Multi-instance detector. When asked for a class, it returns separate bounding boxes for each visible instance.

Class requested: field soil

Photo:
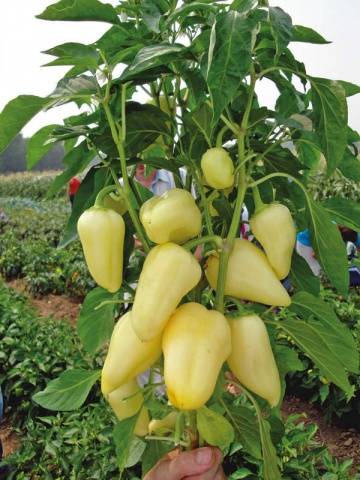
[2,281,360,472]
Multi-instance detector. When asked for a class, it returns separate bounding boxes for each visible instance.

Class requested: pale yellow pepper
[101,311,162,395]
[206,239,291,306]
[140,188,202,244]
[227,314,281,407]
[107,379,149,436]
[132,243,202,341]
[162,302,231,410]
[250,203,296,279]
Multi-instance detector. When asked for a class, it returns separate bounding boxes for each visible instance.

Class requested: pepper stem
[252,185,266,213]
[94,185,119,208]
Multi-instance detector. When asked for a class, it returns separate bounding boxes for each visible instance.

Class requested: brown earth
[282,396,360,471]
[7,278,82,326]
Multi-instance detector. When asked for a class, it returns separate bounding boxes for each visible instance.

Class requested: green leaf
[230,0,257,14]
[225,404,262,459]
[290,252,320,296]
[275,345,304,380]
[32,369,100,411]
[278,317,353,396]
[322,197,360,232]
[49,75,97,107]
[0,95,49,154]
[47,141,95,197]
[337,80,360,98]
[184,102,213,148]
[269,7,293,60]
[37,0,120,24]
[121,44,185,81]
[113,416,139,472]
[207,12,255,125]
[77,287,116,355]
[43,42,99,69]
[260,418,281,480]
[295,133,321,170]
[142,441,173,475]
[125,437,147,468]
[141,0,162,33]
[307,198,349,295]
[167,2,217,25]
[197,405,234,449]
[59,167,108,247]
[292,25,330,44]
[338,149,360,181]
[26,124,58,170]
[310,78,348,175]
[290,291,359,373]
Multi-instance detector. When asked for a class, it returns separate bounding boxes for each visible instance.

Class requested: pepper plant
[0,0,359,478]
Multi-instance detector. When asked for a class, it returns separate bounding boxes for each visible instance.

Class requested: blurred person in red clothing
[68,177,81,206]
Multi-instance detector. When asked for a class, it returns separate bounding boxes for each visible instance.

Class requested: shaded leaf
[289,252,320,296]
[43,42,99,69]
[278,317,353,396]
[142,441,172,475]
[322,197,360,232]
[337,80,360,98]
[197,406,234,449]
[310,77,348,175]
[0,95,49,154]
[269,7,293,60]
[47,141,95,197]
[26,124,58,169]
[141,0,162,33]
[113,416,138,472]
[77,287,117,354]
[226,403,262,459]
[207,12,255,125]
[338,149,360,181]
[290,291,359,373]
[231,0,257,14]
[33,369,100,411]
[307,198,349,295]
[37,0,120,24]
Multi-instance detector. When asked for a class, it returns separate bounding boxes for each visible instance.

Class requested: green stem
[184,235,223,252]
[216,125,229,148]
[94,185,119,207]
[102,101,150,252]
[252,185,265,213]
[215,69,256,312]
[191,163,214,236]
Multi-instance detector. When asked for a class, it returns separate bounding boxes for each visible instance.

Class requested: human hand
[143,446,226,480]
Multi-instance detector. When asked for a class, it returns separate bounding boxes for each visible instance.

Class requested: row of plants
[0,197,94,297]
[0,283,357,479]
[0,172,66,200]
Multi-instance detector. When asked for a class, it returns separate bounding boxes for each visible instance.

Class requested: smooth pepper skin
[131,243,202,341]
[101,312,162,395]
[107,379,149,437]
[206,239,291,307]
[162,302,231,410]
[140,188,202,244]
[250,203,296,279]
[227,314,281,407]
[77,207,125,293]
[201,147,234,189]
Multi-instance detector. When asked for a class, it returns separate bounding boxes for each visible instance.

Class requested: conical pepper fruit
[227,314,281,407]
[101,311,162,395]
[250,203,296,279]
[205,239,291,306]
[162,302,231,410]
[140,188,202,244]
[201,147,234,189]
[148,411,178,435]
[107,379,149,437]
[131,243,202,341]
[77,207,125,293]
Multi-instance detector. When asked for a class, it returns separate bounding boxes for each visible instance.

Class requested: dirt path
[7,278,82,326]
